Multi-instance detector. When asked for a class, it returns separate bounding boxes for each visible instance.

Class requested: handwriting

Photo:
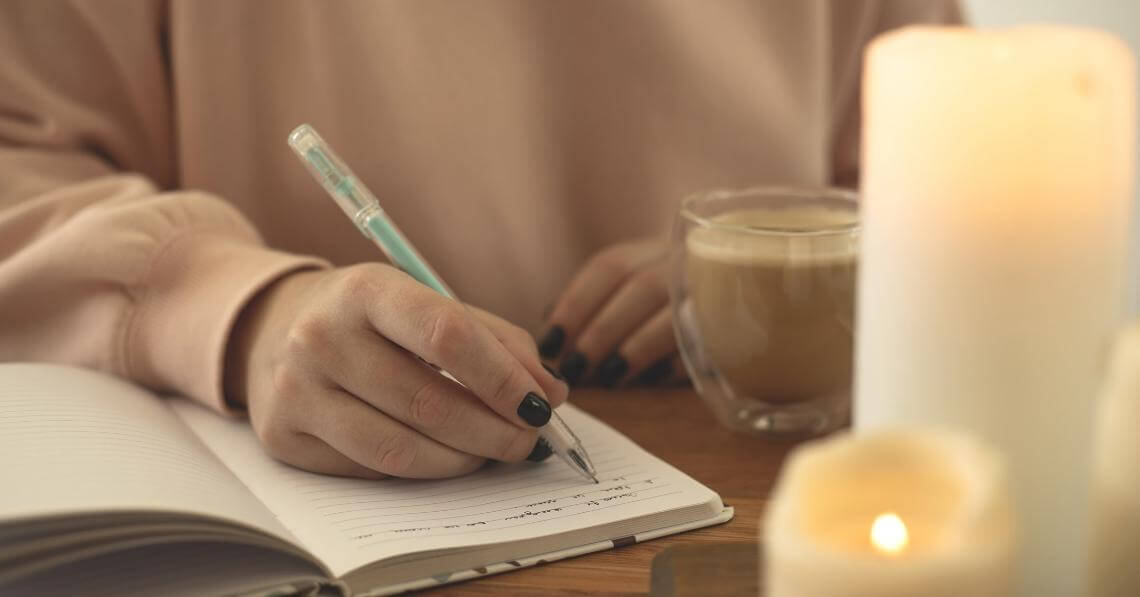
[393,527,432,533]
[504,507,563,521]
[376,489,648,536]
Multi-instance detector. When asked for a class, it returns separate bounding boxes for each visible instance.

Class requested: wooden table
[437,387,801,596]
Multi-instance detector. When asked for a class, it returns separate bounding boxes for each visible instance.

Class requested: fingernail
[517,392,552,427]
[634,358,673,386]
[538,326,566,359]
[527,437,554,462]
[541,362,566,382]
[559,352,589,387]
[596,353,629,388]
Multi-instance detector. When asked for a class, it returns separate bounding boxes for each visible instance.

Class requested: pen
[287,123,598,484]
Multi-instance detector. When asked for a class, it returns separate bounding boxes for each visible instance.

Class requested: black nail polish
[517,392,552,427]
[541,362,566,382]
[634,358,673,386]
[559,352,589,386]
[527,437,554,462]
[596,354,629,388]
[538,326,566,359]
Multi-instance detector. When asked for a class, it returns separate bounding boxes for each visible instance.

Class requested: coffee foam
[686,206,858,265]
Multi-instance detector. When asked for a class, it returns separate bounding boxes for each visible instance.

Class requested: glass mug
[669,186,858,436]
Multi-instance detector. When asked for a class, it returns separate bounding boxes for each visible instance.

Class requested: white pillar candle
[763,429,1014,597]
[856,26,1135,597]
[1091,324,1140,597]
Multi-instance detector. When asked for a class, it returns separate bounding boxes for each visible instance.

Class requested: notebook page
[0,364,292,545]
[172,399,720,578]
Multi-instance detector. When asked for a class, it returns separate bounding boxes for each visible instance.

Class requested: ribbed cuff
[125,232,329,413]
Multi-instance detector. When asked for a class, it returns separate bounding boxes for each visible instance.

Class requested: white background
[964,0,1140,314]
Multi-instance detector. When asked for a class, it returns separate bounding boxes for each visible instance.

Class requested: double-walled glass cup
[669,187,858,436]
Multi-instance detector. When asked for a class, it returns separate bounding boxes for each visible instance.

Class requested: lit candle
[764,430,1014,597]
[1091,324,1140,597]
[870,512,908,556]
[856,26,1135,597]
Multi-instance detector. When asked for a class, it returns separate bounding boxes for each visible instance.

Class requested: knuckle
[498,429,539,462]
[424,306,475,362]
[335,264,383,299]
[269,364,306,402]
[372,432,418,476]
[407,382,457,429]
[284,316,330,356]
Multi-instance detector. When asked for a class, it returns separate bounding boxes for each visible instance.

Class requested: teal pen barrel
[363,215,455,299]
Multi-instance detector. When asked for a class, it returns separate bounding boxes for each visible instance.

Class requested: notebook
[0,363,732,596]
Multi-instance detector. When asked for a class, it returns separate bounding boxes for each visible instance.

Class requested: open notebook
[0,364,731,596]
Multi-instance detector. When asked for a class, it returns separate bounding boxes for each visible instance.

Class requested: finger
[609,307,678,385]
[641,355,690,386]
[572,269,668,387]
[538,244,663,360]
[306,386,486,479]
[468,306,569,408]
[661,354,691,386]
[271,432,391,480]
[329,331,543,462]
[629,355,677,387]
[248,367,390,478]
[353,266,555,429]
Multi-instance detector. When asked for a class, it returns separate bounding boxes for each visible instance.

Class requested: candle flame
[870,512,908,556]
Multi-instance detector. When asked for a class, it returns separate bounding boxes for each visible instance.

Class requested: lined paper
[0,364,290,544]
[172,400,718,578]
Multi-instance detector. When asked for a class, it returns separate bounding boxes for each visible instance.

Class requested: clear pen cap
[287,124,381,227]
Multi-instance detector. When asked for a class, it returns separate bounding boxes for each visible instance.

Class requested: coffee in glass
[670,187,858,435]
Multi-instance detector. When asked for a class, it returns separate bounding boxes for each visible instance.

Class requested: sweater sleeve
[828,0,964,188]
[0,2,328,411]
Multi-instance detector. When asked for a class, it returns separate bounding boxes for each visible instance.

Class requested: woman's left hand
[536,240,680,388]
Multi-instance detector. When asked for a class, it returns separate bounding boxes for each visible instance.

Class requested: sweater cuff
[126,232,329,413]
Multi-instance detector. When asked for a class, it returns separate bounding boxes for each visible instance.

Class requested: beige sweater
[0,0,960,411]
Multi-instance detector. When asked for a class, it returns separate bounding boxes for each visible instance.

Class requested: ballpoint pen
[287,123,598,484]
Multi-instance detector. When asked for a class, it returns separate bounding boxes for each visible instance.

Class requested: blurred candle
[1091,324,1140,597]
[856,26,1135,597]
[763,429,1013,597]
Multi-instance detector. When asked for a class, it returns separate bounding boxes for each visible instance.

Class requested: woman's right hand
[224,263,568,479]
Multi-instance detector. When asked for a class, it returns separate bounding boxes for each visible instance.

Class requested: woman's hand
[224,263,568,479]
[537,240,680,387]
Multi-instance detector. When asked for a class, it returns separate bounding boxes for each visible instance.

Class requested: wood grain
[649,543,763,597]
[433,387,802,596]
